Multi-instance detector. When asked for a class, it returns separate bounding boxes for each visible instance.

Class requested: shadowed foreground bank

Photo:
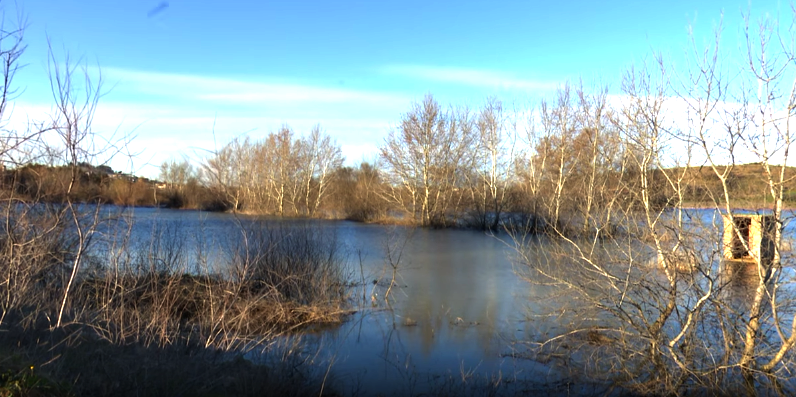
[0,317,328,397]
[0,206,355,396]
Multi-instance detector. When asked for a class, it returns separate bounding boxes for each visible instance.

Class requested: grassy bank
[0,204,352,396]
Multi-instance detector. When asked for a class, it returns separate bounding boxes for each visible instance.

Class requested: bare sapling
[381,226,414,303]
[511,10,796,395]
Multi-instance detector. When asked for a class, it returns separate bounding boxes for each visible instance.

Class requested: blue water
[95,207,547,394]
[89,206,796,394]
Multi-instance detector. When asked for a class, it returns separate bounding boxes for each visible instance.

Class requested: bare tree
[514,102,548,231]
[336,161,389,222]
[512,11,796,395]
[201,124,344,217]
[519,83,621,235]
[380,95,475,227]
[159,158,193,191]
[202,136,250,211]
[0,8,35,168]
[45,42,110,328]
[534,85,579,231]
[467,96,518,230]
[298,124,344,217]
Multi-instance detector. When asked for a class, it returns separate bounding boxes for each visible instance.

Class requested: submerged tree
[466,96,518,230]
[515,83,622,235]
[202,124,343,216]
[513,11,796,395]
[334,161,389,222]
[380,94,475,227]
[297,124,344,217]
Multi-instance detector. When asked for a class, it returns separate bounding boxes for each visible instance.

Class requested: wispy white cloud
[102,67,408,106]
[8,67,410,177]
[607,93,796,167]
[7,98,393,178]
[383,65,558,91]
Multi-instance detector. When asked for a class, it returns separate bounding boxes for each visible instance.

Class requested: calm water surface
[111,207,551,393]
[106,206,794,394]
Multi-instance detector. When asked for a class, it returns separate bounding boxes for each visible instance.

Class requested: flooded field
[103,207,558,393]
[92,206,796,395]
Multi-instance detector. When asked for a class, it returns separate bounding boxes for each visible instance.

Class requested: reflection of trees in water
[394,229,520,358]
[514,203,796,394]
[307,224,533,393]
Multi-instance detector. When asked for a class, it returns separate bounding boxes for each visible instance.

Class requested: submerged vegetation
[2,0,796,395]
[0,202,352,394]
[507,12,796,397]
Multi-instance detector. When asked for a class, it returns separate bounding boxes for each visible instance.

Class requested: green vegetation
[0,362,71,397]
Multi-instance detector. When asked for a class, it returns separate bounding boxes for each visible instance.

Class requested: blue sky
[10,0,787,177]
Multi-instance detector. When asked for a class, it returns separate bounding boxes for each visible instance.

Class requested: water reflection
[321,226,534,393]
[96,206,796,393]
[100,208,540,394]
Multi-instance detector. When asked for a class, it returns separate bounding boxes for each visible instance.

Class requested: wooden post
[722,213,775,270]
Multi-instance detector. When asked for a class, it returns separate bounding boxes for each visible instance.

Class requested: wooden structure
[722,214,776,266]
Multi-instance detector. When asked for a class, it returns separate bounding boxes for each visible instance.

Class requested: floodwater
[94,206,796,395]
[103,207,550,394]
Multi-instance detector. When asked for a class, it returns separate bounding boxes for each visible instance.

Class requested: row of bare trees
[378,91,636,230]
[200,125,343,216]
[195,85,758,231]
[197,94,529,227]
[379,95,522,228]
[3,0,796,393]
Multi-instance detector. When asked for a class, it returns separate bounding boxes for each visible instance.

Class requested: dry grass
[0,204,353,395]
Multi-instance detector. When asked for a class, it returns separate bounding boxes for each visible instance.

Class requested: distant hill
[660,163,796,208]
[1,163,159,206]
